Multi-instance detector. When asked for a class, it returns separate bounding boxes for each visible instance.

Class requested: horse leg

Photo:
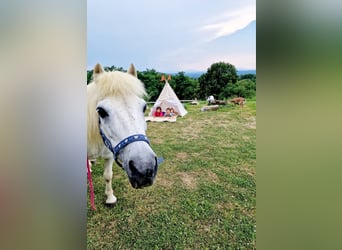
[103,158,117,205]
[88,159,92,172]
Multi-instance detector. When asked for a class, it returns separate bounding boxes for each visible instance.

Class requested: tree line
[87,62,256,101]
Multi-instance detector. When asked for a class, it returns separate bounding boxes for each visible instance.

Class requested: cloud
[200,5,256,41]
[87,0,256,71]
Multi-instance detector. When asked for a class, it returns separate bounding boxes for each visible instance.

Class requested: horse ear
[127,63,137,78]
[93,63,104,81]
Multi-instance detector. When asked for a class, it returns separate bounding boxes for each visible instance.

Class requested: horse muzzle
[126,156,158,189]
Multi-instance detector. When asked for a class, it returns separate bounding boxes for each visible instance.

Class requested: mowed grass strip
[87,100,256,249]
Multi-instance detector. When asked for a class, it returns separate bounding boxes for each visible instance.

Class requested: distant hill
[184,72,204,79]
[237,70,256,75]
[182,69,256,79]
[164,71,204,79]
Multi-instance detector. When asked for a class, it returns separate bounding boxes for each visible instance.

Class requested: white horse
[87,63,158,205]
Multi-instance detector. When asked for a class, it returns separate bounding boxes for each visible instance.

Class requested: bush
[222,79,256,99]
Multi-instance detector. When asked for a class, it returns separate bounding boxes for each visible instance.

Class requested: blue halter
[98,121,150,168]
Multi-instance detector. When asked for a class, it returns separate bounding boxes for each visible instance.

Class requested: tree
[104,65,124,72]
[198,62,238,99]
[87,70,93,84]
[86,65,206,100]
[239,73,256,82]
[137,69,164,101]
[222,79,256,98]
[170,72,199,100]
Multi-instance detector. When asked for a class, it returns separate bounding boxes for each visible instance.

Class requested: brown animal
[230,97,246,107]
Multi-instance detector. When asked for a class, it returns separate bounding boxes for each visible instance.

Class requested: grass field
[87,100,256,249]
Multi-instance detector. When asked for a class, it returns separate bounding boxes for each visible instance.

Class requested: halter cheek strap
[98,120,150,168]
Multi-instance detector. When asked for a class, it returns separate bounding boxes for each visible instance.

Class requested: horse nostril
[146,169,153,178]
[129,160,137,173]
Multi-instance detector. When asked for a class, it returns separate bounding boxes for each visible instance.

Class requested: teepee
[149,80,188,117]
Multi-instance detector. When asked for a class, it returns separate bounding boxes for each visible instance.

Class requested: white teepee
[149,81,187,117]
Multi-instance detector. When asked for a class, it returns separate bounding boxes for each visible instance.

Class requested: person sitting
[170,107,178,117]
[164,108,172,117]
[153,106,164,117]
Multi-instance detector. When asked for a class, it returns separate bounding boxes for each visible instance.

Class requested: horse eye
[143,104,147,113]
[96,107,109,118]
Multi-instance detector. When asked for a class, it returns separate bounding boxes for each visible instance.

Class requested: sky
[87,0,255,72]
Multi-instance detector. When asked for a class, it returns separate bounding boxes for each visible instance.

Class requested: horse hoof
[105,202,116,208]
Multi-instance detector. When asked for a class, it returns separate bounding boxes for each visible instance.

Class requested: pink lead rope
[87,158,96,210]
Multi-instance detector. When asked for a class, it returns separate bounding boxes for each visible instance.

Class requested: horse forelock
[96,71,146,99]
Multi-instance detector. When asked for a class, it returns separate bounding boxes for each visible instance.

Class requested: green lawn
[87,100,256,249]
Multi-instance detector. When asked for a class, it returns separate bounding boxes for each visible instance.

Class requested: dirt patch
[216,202,235,210]
[245,117,256,129]
[176,172,197,189]
[197,224,211,234]
[201,170,219,184]
[206,170,220,183]
[157,175,174,189]
[176,152,189,160]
